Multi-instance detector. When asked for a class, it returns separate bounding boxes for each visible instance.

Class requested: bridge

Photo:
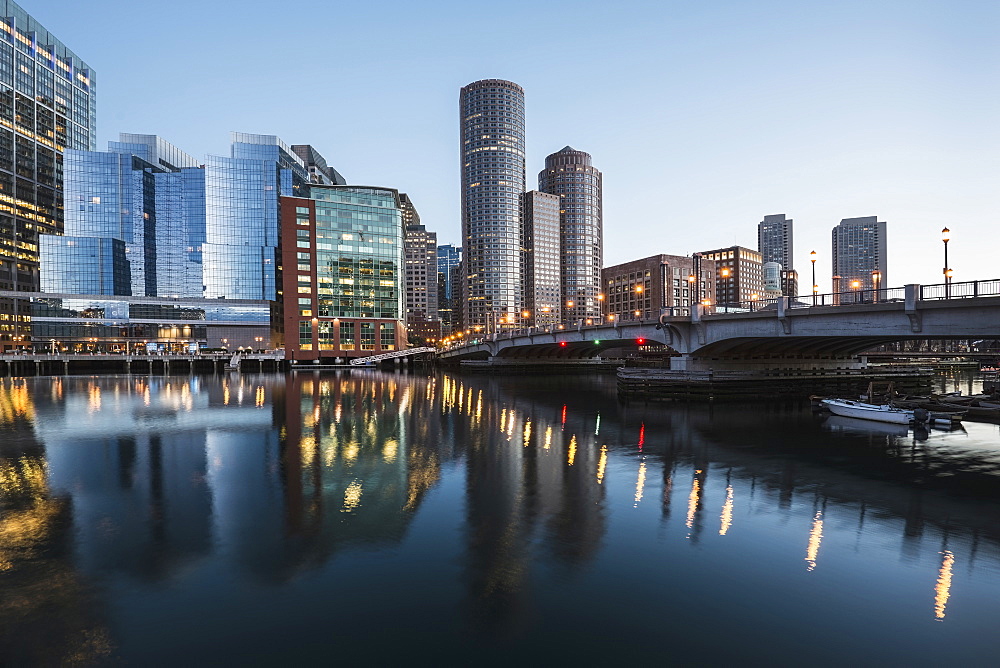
[437,280,1000,371]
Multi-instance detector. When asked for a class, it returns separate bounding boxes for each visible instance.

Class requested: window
[318,321,334,350]
[380,323,395,351]
[360,323,375,350]
[298,321,312,351]
[340,321,355,350]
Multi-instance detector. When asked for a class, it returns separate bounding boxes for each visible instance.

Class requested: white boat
[820,398,915,424]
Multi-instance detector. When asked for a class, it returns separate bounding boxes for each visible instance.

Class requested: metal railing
[349,346,436,365]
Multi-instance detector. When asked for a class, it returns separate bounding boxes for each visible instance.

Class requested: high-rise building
[0,2,96,349]
[459,79,526,332]
[203,133,319,301]
[700,246,764,307]
[603,254,716,321]
[538,146,603,323]
[522,190,561,329]
[436,244,461,335]
[291,144,346,185]
[42,134,203,297]
[758,214,793,271]
[401,193,439,339]
[280,185,405,362]
[832,216,887,291]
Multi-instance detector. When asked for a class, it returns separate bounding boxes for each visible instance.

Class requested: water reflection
[0,371,997,662]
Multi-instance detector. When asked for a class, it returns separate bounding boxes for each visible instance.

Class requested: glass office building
[203,133,324,301]
[459,79,526,332]
[538,146,603,324]
[41,135,203,298]
[280,185,404,362]
[832,216,887,291]
[0,1,95,349]
[436,244,461,335]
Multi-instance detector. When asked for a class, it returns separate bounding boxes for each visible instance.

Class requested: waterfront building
[42,134,203,298]
[700,246,764,308]
[401,193,439,340]
[280,185,405,362]
[781,268,799,299]
[522,191,561,329]
[0,290,271,352]
[832,216,887,291]
[203,133,319,301]
[758,214,793,271]
[538,146,603,324]
[459,79,526,332]
[602,254,715,321]
[0,1,95,350]
[436,244,461,335]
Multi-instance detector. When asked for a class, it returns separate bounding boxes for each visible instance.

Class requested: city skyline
[37,0,1000,293]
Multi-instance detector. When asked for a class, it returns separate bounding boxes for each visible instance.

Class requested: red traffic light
[559,341,567,347]
[636,338,645,345]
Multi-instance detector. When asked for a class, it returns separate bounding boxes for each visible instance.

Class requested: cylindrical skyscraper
[539,146,603,324]
[459,79,526,332]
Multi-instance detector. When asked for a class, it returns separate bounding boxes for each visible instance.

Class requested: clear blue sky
[40,0,999,291]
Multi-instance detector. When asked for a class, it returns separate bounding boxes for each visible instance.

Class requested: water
[1,371,999,665]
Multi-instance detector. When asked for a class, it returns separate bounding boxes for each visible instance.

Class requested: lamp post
[871,270,882,303]
[851,280,861,304]
[810,250,817,305]
[720,267,731,312]
[941,227,951,298]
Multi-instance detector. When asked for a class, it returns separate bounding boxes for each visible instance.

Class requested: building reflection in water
[0,371,997,661]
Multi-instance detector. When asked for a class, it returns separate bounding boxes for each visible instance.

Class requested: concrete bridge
[437,280,1000,371]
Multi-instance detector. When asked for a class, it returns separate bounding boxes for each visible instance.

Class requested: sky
[40,0,999,292]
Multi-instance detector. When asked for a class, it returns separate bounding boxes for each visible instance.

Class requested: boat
[820,399,916,424]
[823,415,909,436]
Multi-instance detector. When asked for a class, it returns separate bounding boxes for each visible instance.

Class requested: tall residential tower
[459,79,526,332]
[832,216,887,291]
[538,146,603,323]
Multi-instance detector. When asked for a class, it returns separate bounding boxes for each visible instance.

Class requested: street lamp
[941,227,951,298]
[810,250,817,305]
[871,270,882,302]
[851,280,861,304]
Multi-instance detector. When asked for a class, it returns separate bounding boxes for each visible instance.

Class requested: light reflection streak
[685,471,702,529]
[523,420,532,447]
[633,460,647,507]
[934,550,955,620]
[596,445,608,484]
[719,485,734,535]
[805,511,824,571]
[342,480,363,512]
[544,426,552,450]
[506,410,516,438]
[594,413,601,436]
[567,435,577,466]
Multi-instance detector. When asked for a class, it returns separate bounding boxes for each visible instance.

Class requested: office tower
[758,214,793,271]
[538,146,603,323]
[603,254,716,320]
[436,244,461,334]
[42,134,203,297]
[700,246,764,307]
[402,193,440,340]
[459,79,526,331]
[522,191,561,328]
[832,216,887,291]
[291,144,346,185]
[203,133,318,300]
[780,269,799,299]
[0,2,95,348]
[280,185,405,362]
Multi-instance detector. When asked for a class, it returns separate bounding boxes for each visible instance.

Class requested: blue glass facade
[203,133,310,300]
[0,1,95,348]
[38,236,128,294]
[42,135,203,298]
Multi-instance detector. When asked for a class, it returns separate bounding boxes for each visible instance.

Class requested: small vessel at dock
[820,398,915,424]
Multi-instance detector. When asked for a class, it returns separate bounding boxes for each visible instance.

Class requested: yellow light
[635,285,643,293]
[941,227,950,242]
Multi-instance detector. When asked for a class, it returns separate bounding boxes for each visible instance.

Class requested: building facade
[280,185,405,362]
[700,246,764,308]
[758,214,793,273]
[459,79,526,332]
[831,216,887,291]
[522,190,561,329]
[602,254,716,322]
[780,269,799,299]
[538,146,603,324]
[42,134,203,298]
[401,193,439,340]
[436,244,461,335]
[0,1,95,350]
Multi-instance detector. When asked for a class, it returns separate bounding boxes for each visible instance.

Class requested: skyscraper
[758,214,793,271]
[459,79,526,332]
[436,244,461,335]
[401,193,439,337]
[832,216,887,291]
[0,1,95,349]
[42,134,203,297]
[522,190,561,329]
[538,146,603,324]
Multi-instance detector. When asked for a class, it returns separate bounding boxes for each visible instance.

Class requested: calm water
[2,371,999,665]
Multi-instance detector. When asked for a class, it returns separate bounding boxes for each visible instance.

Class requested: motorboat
[820,399,916,424]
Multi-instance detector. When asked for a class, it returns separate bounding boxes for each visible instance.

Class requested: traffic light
[636,338,645,345]
[559,341,567,347]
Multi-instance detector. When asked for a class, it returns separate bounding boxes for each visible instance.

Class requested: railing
[349,347,436,365]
